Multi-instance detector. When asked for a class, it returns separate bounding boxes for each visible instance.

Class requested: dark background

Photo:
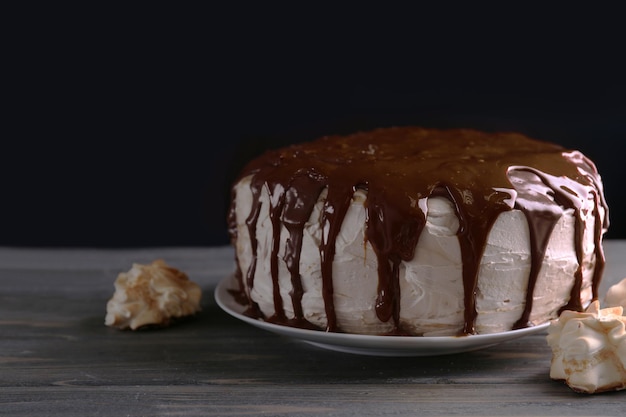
[3,6,625,248]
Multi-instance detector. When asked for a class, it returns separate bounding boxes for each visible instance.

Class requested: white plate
[214,275,550,357]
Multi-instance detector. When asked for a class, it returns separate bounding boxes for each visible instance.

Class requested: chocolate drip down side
[242,176,263,318]
[319,184,354,332]
[281,170,328,330]
[365,187,423,335]
[228,127,609,336]
[431,184,511,335]
[508,167,572,329]
[226,187,250,307]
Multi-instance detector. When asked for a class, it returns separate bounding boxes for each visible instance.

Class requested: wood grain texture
[1,243,626,416]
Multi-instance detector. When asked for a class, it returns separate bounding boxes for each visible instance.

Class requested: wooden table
[2,242,625,416]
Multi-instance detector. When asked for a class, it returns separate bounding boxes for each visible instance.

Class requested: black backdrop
[3,6,625,247]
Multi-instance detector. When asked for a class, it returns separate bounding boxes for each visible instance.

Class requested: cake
[226,127,609,336]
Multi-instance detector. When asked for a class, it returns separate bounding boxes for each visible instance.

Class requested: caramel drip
[229,127,609,335]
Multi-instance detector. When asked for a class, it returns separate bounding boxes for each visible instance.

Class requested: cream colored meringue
[546,300,626,393]
[105,259,202,330]
[605,277,626,310]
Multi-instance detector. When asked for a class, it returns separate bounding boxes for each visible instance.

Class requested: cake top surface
[239,126,598,200]
[236,127,607,238]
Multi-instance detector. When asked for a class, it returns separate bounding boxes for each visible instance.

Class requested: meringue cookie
[547,301,626,393]
[605,277,626,310]
[105,259,202,330]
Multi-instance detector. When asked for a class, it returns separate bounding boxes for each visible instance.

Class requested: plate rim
[214,274,550,356]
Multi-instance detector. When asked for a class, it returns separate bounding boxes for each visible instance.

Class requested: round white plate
[214,275,550,357]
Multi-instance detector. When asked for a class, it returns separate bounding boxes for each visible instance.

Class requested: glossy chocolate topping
[227,127,609,335]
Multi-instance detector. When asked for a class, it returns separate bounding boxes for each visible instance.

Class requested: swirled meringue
[547,300,626,393]
[605,277,626,310]
[105,259,202,330]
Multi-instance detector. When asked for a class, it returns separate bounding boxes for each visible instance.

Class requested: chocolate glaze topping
[227,127,609,336]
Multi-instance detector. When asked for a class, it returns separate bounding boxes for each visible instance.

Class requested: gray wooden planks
[1,244,625,416]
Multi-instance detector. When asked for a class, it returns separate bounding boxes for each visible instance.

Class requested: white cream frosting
[547,301,626,393]
[233,174,598,336]
[105,259,202,330]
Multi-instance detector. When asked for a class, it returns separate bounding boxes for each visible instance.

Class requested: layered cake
[227,127,609,336]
